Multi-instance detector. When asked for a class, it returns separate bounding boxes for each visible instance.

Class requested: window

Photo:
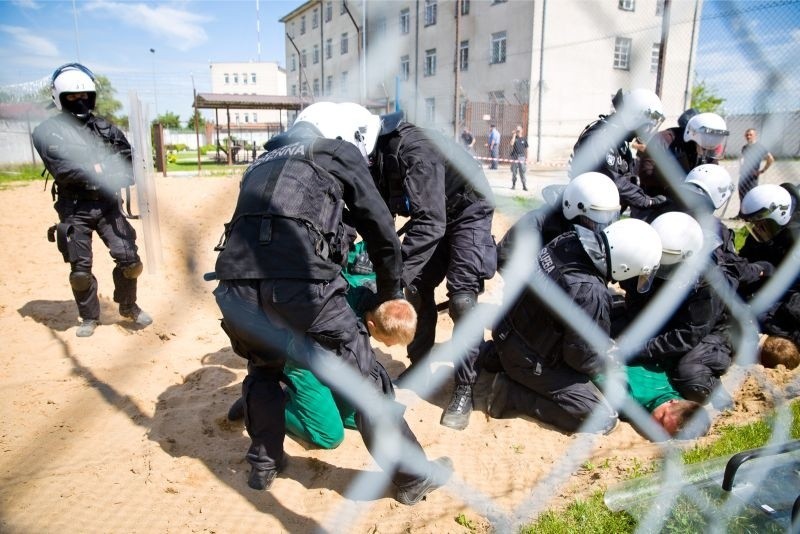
[340,1,346,15]
[242,72,248,85]
[424,0,437,26]
[300,15,306,34]
[313,44,320,64]
[251,73,256,84]
[325,38,333,59]
[234,112,239,123]
[458,99,467,123]
[301,49,307,67]
[460,0,470,15]
[374,16,386,35]
[325,2,332,22]
[325,75,333,96]
[656,0,665,15]
[425,97,436,123]
[459,40,469,71]
[650,42,661,72]
[224,73,229,84]
[252,112,258,122]
[290,55,296,71]
[233,73,239,84]
[613,37,632,69]
[341,32,349,54]
[291,84,297,96]
[400,55,410,81]
[244,114,249,123]
[491,31,506,64]
[424,48,437,76]
[618,0,635,11]
[313,78,320,96]
[400,8,410,34]
[312,8,318,29]
[488,90,505,102]
[340,70,348,93]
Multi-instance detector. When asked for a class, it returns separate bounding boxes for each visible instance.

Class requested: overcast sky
[1,0,797,123]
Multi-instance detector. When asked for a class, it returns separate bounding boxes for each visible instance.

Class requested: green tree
[690,79,725,114]
[94,74,123,121]
[154,111,181,129]
[186,109,206,129]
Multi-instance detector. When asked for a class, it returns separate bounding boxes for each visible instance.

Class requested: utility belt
[57,187,114,201]
[446,186,483,219]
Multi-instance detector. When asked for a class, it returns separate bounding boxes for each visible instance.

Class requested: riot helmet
[684,112,729,160]
[614,88,665,137]
[295,102,377,161]
[740,184,794,243]
[337,102,382,159]
[650,212,704,279]
[51,63,96,119]
[601,218,662,292]
[677,108,699,131]
[562,172,621,231]
[684,164,733,209]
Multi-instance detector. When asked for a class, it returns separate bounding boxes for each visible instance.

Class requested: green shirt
[625,362,682,413]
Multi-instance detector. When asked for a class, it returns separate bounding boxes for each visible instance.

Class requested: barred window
[619,0,635,11]
[325,38,332,59]
[460,40,469,71]
[614,37,632,70]
[341,32,349,54]
[300,15,306,34]
[325,1,332,22]
[425,0,437,26]
[313,44,320,64]
[651,42,660,72]
[491,31,506,64]
[312,8,319,29]
[401,55,410,81]
[400,8,410,34]
[424,48,437,76]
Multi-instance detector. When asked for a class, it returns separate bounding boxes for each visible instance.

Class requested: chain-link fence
[2,1,800,533]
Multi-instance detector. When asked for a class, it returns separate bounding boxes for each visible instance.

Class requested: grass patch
[524,400,800,533]
[0,163,45,185]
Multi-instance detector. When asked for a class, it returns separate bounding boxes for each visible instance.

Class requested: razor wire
[2,1,800,533]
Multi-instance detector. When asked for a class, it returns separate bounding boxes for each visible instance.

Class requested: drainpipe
[683,0,701,110]
[536,0,547,162]
[453,0,461,138]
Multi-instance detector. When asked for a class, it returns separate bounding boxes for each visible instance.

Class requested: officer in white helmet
[568,88,669,214]
[31,63,152,337]
[484,218,663,435]
[738,183,800,351]
[497,172,621,271]
[213,101,451,503]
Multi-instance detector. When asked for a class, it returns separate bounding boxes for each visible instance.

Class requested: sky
[0,0,798,124]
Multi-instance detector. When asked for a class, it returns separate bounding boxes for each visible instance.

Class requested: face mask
[64,97,93,118]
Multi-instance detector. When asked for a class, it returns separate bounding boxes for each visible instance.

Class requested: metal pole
[536,0,547,163]
[149,48,159,118]
[453,0,461,138]
[191,74,201,172]
[683,0,701,110]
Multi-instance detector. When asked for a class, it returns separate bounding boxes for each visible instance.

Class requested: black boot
[440,384,473,430]
[395,457,453,505]
[247,455,287,491]
[227,397,245,421]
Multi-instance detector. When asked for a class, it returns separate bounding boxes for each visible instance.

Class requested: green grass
[523,400,800,534]
[0,163,45,185]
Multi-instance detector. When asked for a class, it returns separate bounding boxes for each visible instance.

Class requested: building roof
[195,93,307,111]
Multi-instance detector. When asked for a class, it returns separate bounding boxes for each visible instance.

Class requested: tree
[154,111,181,129]
[94,74,124,122]
[186,109,206,129]
[691,79,725,114]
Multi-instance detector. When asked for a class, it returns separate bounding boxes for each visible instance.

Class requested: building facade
[280,0,701,162]
[209,61,288,127]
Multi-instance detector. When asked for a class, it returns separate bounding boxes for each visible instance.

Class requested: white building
[209,61,288,127]
[280,0,701,162]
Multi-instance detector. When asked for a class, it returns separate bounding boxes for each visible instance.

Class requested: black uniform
[489,231,618,433]
[496,203,571,272]
[32,111,142,322]
[568,115,664,214]
[213,123,435,489]
[738,183,800,345]
[370,120,497,387]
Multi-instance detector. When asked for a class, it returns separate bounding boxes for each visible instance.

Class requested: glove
[348,252,374,275]
[648,194,667,207]
[754,260,775,278]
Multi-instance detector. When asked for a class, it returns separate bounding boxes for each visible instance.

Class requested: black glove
[754,260,775,278]
[348,251,374,275]
[648,194,668,207]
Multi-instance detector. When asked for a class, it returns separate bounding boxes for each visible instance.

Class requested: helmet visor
[745,218,782,243]
[577,207,621,232]
[636,265,659,293]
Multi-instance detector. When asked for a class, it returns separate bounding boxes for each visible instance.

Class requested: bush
[198,144,215,156]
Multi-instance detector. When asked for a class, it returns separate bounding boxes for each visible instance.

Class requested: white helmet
[615,88,665,136]
[684,112,729,158]
[684,164,733,209]
[51,63,96,118]
[562,172,621,231]
[650,212,704,279]
[740,184,794,242]
[337,102,381,157]
[601,218,662,292]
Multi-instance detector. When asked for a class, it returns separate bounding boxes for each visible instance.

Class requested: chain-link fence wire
[2,1,800,532]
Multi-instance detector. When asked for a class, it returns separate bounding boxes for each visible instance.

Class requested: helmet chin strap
[574,225,609,279]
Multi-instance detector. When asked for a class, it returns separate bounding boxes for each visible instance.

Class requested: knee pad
[448,291,477,322]
[69,271,93,292]
[121,261,143,280]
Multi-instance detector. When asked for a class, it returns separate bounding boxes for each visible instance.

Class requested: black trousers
[55,197,140,320]
[215,277,429,487]
[407,198,497,385]
[494,333,617,433]
[669,332,733,403]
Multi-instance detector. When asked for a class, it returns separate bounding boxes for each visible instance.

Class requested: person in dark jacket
[485,218,663,434]
[31,63,151,338]
[738,183,800,347]
[568,88,668,215]
[212,102,451,504]
[342,105,498,432]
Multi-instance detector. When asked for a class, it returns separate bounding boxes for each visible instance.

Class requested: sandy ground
[0,166,797,533]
